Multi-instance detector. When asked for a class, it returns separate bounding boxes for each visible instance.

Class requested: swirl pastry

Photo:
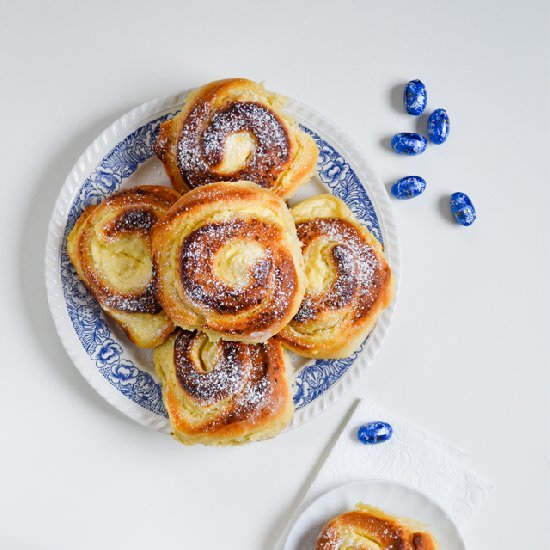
[316,504,439,550]
[67,185,180,348]
[277,195,394,359]
[153,329,293,445]
[154,78,318,199]
[151,181,306,343]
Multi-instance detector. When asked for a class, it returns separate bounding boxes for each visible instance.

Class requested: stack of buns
[68,78,394,445]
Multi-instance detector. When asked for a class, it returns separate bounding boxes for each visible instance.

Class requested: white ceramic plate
[44,90,400,433]
[284,480,465,549]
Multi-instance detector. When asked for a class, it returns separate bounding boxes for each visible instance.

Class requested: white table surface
[1,1,549,548]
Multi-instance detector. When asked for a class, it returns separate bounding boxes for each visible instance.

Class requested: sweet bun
[151,181,306,343]
[277,195,394,359]
[67,185,180,348]
[316,504,439,550]
[153,329,293,445]
[154,78,318,199]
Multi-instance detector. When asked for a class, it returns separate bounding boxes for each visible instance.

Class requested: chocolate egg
[357,421,393,445]
[391,133,427,155]
[404,79,427,116]
[450,192,476,226]
[390,176,427,200]
[427,108,450,144]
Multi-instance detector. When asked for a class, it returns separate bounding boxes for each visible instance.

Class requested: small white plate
[284,480,465,549]
[45,91,400,433]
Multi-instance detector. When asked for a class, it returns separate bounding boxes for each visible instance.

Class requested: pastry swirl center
[177,101,290,188]
[293,218,382,323]
[174,330,250,404]
[213,240,267,288]
[92,207,161,313]
[180,219,281,314]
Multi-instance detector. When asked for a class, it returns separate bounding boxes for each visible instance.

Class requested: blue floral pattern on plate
[60,117,382,417]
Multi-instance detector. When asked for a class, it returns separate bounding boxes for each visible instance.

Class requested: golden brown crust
[277,195,394,359]
[67,185,180,348]
[316,505,438,550]
[151,180,306,343]
[153,329,294,445]
[154,78,318,199]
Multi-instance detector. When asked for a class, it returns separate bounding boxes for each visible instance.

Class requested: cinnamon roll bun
[316,504,438,550]
[153,329,293,445]
[151,181,306,343]
[67,185,180,348]
[277,195,394,359]
[154,78,318,199]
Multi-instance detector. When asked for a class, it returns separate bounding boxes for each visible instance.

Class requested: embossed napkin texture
[280,398,493,548]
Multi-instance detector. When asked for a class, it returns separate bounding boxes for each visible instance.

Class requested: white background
[1,1,549,548]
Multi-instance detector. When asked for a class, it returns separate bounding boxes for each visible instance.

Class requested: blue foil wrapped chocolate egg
[450,192,476,226]
[357,421,393,445]
[390,176,426,200]
[427,108,450,144]
[391,133,427,155]
[404,79,427,115]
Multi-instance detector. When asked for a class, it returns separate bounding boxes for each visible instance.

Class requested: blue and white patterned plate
[45,92,400,432]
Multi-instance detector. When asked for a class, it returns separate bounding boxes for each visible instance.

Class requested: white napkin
[280,399,492,547]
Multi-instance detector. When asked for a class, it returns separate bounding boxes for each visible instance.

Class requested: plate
[44,91,400,432]
[284,480,466,549]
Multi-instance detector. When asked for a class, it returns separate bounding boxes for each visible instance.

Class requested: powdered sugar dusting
[174,330,248,404]
[293,218,383,324]
[317,525,343,549]
[203,102,288,165]
[179,218,298,334]
[77,187,179,315]
[174,331,278,424]
[316,509,427,549]
[177,100,289,188]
